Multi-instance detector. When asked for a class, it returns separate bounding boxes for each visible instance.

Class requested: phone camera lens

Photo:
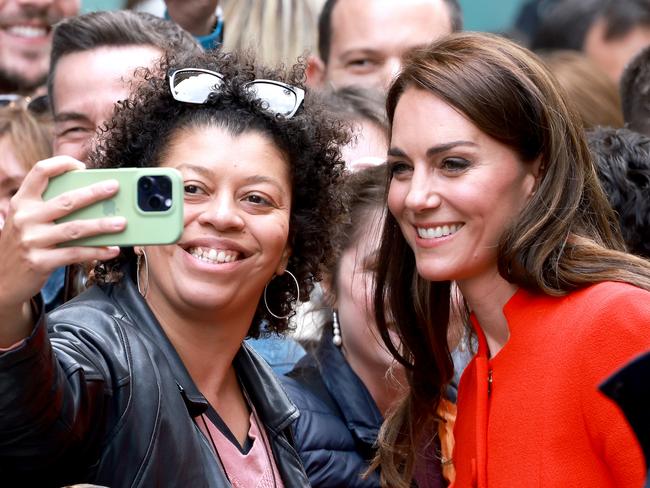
[139,176,155,192]
[158,176,171,194]
[148,195,163,210]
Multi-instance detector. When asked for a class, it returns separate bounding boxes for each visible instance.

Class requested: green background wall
[81,0,122,13]
[459,0,528,33]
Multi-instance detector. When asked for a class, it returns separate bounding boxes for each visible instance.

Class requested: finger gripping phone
[43,167,184,247]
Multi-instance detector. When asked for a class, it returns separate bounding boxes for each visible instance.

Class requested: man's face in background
[0,0,79,94]
[52,45,163,162]
[310,0,453,91]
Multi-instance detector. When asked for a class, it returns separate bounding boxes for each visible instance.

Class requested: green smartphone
[43,167,184,247]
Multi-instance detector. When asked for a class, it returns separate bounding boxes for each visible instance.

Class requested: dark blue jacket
[283,329,447,488]
[282,328,382,487]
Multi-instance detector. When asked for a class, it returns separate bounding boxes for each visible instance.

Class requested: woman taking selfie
[0,49,346,486]
[373,33,650,487]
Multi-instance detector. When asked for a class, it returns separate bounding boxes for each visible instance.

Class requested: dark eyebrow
[388,141,478,159]
[177,163,216,180]
[178,164,286,192]
[54,112,93,124]
[426,141,478,158]
[243,174,283,188]
[387,147,408,158]
[340,48,381,59]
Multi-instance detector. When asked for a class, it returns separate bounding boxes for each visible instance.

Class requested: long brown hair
[373,32,650,487]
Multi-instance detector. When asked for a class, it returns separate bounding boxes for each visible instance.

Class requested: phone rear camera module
[138,175,173,212]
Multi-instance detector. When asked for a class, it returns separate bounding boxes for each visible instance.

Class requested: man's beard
[0,4,63,95]
[0,66,47,95]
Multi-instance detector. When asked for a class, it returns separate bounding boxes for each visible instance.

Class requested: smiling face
[0,0,79,92]
[387,88,538,286]
[143,125,292,321]
[324,0,452,90]
[52,45,163,162]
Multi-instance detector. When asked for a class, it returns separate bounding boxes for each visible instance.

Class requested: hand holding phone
[0,156,125,346]
[43,167,184,247]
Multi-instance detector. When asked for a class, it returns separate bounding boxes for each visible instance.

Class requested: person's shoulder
[48,285,121,325]
[44,285,137,386]
[281,371,360,457]
[568,281,650,319]
[46,284,137,348]
[282,359,335,415]
[577,281,650,300]
[566,282,650,358]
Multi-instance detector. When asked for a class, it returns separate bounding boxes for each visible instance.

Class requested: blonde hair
[222,0,325,66]
[0,104,52,171]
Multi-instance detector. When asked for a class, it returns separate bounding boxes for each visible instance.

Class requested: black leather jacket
[282,328,445,488]
[0,268,310,487]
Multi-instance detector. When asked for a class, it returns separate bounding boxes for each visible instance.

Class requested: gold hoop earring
[263,270,300,320]
[136,249,149,297]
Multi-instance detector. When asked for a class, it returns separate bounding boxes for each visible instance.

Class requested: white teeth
[8,25,48,38]
[188,247,239,264]
[417,224,463,239]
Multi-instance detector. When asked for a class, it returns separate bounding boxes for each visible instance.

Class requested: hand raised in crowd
[0,156,125,347]
[165,0,220,36]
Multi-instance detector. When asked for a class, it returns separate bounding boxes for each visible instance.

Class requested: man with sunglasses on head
[306,0,462,91]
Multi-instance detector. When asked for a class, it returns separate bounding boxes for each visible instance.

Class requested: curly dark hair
[587,126,650,258]
[88,49,350,337]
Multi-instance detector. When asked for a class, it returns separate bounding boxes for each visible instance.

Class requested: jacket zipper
[487,368,493,396]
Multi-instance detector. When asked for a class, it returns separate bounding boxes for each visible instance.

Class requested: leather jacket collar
[108,262,300,430]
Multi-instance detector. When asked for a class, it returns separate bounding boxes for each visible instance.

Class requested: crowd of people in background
[0,0,649,487]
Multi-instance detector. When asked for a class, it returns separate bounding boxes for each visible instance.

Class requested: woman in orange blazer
[369,32,650,488]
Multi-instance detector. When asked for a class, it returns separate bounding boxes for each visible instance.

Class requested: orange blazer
[452,282,650,488]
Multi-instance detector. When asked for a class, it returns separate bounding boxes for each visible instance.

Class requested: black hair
[587,126,650,258]
[317,0,462,63]
[599,0,650,40]
[620,45,650,136]
[531,0,605,51]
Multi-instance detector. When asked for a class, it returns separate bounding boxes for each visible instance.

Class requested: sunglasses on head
[168,68,305,118]
[0,94,50,116]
